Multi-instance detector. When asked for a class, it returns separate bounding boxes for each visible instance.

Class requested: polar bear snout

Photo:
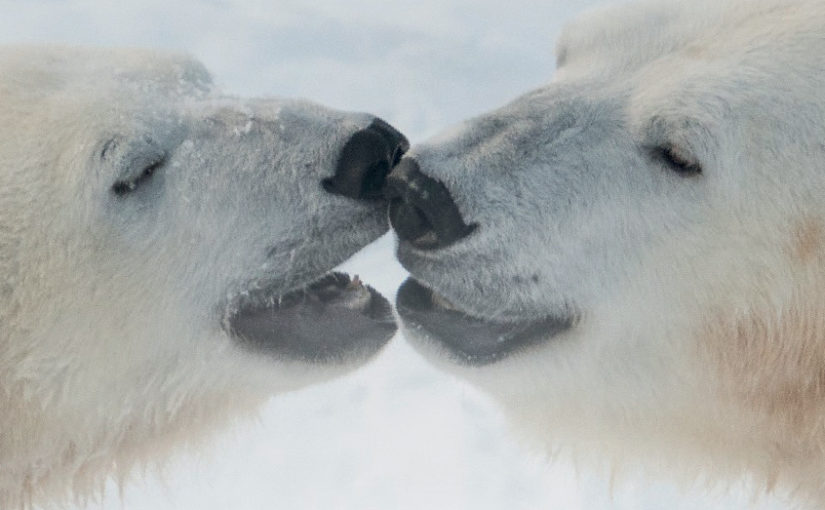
[322,117,409,200]
[385,158,477,250]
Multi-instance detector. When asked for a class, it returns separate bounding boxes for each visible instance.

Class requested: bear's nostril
[389,199,437,248]
[324,117,408,200]
[392,147,405,166]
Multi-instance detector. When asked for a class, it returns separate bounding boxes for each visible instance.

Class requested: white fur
[0,46,390,508]
[397,0,825,507]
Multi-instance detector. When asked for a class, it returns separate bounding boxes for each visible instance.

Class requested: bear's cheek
[697,220,825,435]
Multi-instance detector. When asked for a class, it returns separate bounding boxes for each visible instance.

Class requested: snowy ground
[0,1,792,508]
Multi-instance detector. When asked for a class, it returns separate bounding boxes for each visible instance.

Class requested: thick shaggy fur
[0,47,389,508]
[395,0,825,507]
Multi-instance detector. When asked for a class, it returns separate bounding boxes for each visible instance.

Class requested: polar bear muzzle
[223,120,409,365]
[329,150,574,365]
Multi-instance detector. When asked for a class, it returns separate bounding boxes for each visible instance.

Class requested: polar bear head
[0,46,405,507]
[384,0,825,499]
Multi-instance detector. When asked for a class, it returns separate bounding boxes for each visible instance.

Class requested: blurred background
[0,0,789,508]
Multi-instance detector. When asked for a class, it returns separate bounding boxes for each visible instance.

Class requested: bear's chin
[225,272,395,364]
[396,278,573,366]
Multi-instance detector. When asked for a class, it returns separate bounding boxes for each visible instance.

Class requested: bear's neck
[0,385,263,509]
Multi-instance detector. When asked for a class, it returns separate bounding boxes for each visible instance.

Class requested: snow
[0,1,791,508]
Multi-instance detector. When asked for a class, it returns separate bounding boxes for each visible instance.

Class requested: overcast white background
[0,1,792,508]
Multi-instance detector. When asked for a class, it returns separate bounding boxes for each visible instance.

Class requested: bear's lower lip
[226,272,396,363]
[396,278,572,366]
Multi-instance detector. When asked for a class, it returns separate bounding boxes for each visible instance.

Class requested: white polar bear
[0,46,406,508]
[377,0,825,507]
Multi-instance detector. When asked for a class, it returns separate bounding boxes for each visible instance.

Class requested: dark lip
[396,278,573,366]
[225,272,396,364]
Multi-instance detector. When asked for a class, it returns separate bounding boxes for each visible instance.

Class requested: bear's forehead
[549,0,825,141]
[0,46,213,98]
[555,0,823,80]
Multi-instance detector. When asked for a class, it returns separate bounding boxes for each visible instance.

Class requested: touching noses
[325,118,475,251]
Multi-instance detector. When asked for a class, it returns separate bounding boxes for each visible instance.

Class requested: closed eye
[651,145,702,176]
[112,156,166,196]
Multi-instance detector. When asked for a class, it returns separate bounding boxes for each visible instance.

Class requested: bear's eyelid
[650,144,702,176]
[111,154,167,196]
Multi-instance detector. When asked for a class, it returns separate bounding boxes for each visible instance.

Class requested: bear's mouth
[396,278,572,366]
[225,272,395,364]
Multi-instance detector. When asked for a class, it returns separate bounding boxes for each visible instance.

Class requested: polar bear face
[388,0,825,487]
[0,46,404,505]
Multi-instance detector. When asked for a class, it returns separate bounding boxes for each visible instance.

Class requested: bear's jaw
[225,271,395,364]
[395,278,573,366]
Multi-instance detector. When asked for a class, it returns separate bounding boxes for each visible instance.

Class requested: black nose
[385,158,476,250]
[323,118,409,200]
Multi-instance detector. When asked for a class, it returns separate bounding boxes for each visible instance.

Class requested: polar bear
[0,46,406,508]
[373,0,825,506]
